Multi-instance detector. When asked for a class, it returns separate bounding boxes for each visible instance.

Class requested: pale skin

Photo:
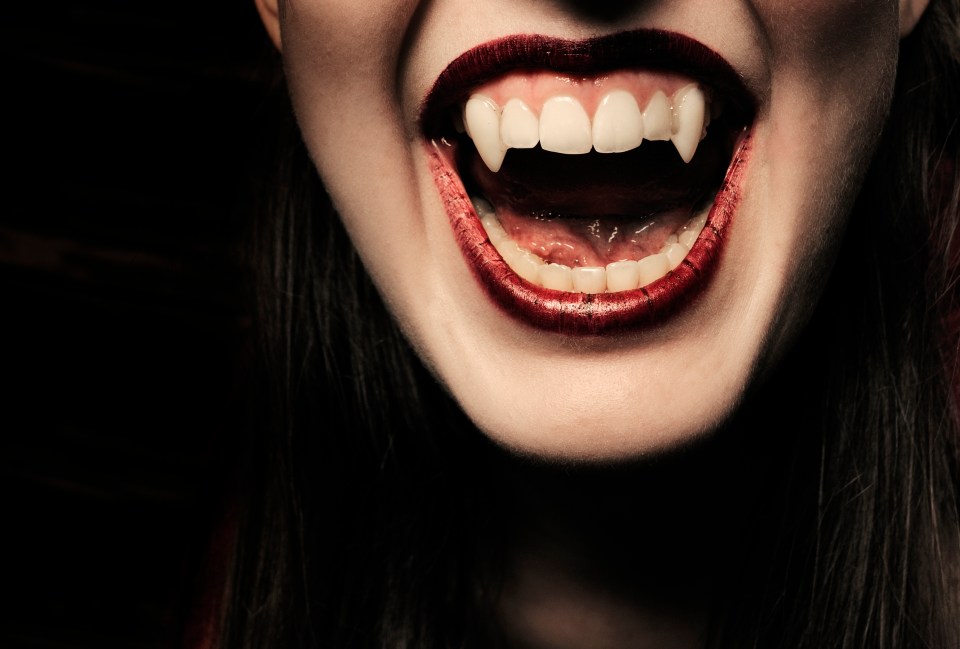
[255,1,929,646]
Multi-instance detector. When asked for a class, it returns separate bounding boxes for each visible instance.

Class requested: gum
[470,70,702,115]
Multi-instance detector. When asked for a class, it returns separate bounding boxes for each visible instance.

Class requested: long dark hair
[219,2,960,647]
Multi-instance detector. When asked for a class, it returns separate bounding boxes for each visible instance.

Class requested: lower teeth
[472,196,707,294]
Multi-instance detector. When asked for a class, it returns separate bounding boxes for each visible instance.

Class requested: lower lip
[427,133,752,335]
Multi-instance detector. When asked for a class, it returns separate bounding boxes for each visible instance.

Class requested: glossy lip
[420,31,757,335]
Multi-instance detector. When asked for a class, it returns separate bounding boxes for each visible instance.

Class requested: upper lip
[419,30,757,137]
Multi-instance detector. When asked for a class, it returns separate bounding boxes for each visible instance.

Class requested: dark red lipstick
[421,31,757,335]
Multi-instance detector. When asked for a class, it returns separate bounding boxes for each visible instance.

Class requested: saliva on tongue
[465,139,725,268]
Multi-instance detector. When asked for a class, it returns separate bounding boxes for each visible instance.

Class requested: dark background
[2,2,271,647]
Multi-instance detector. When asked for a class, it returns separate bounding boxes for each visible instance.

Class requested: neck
[490,432,760,649]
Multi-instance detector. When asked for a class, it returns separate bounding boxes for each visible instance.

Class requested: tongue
[468,140,725,266]
[496,210,691,267]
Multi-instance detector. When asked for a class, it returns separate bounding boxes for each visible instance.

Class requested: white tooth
[605,260,641,291]
[592,90,644,153]
[678,229,698,249]
[524,249,546,266]
[464,94,507,173]
[539,96,593,154]
[637,253,669,287]
[663,242,689,270]
[494,238,513,257]
[665,233,678,245]
[497,241,541,284]
[642,91,672,142]
[571,266,607,294]
[512,254,543,284]
[540,263,574,291]
[472,196,494,216]
[500,98,540,149]
[688,213,708,232]
[671,84,706,163]
[480,214,508,245]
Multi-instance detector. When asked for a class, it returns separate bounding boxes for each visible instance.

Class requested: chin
[459,368,747,462]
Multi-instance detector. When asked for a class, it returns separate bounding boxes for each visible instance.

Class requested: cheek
[283,0,422,51]
[280,0,424,109]
[752,0,899,193]
[752,0,898,73]
[280,0,426,194]
[742,0,899,369]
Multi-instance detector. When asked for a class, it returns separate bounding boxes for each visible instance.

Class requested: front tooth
[592,90,644,153]
[642,91,672,141]
[571,266,606,294]
[539,96,593,154]
[464,94,507,172]
[671,84,706,163]
[500,98,540,149]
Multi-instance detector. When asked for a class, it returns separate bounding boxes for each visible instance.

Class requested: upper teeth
[462,84,710,173]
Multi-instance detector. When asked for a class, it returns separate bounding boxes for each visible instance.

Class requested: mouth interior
[441,109,747,268]
[459,128,735,267]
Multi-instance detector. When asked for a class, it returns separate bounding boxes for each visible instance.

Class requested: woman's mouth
[420,31,756,335]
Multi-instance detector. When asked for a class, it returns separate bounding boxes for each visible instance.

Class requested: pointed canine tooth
[690,213,708,232]
[500,98,540,149]
[605,260,641,291]
[464,94,507,172]
[671,84,706,163]
[540,263,574,291]
[664,242,689,270]
[678,229,698,249]
[539,96,593,154]
[592,91,644,153]
[637,253,669,287]
[571,266,606,294]
[642,91,672,141]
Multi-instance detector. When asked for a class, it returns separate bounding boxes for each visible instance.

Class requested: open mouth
[420,31,756,334]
